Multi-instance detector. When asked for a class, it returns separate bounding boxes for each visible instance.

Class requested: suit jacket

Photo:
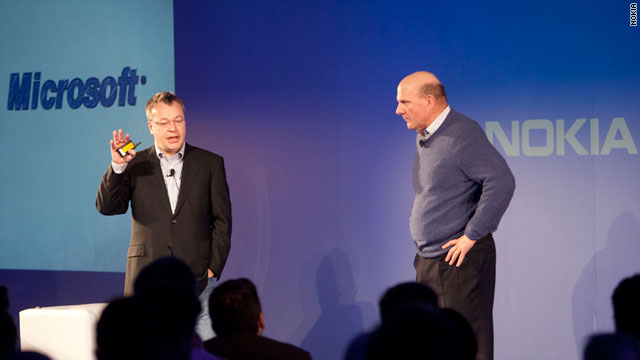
[96,143,232,295]
[204,334,312,360]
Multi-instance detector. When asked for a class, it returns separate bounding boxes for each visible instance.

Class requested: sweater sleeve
[458,121,515,240]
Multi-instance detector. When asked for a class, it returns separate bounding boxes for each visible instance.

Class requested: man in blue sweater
[396,71,515,360]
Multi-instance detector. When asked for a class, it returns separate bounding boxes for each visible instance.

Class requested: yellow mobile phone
[117,140,141,157]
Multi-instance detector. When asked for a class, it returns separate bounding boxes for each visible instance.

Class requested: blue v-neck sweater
[410,109,515,258]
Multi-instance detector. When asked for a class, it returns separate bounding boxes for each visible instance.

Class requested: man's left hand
[442,234,476,267]
[208,268,215,278]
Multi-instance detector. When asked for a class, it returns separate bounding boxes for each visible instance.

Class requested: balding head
[396,71,448,133]
[399,71,447,101]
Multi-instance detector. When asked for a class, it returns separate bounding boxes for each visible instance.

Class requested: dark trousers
[414,234,496,360]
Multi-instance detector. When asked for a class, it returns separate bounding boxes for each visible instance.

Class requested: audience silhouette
[0,285,51,360]
[583,333,640,360]
[96,257,221,360]
[0,286,9,313]
[612,274,640,340]
[19,265,640,359]
[368,302,457,360]
[0,310,18,356]
[205,278,311,360]
[345,282,477,360]
[378,282,438,324]
[580,273,640,360]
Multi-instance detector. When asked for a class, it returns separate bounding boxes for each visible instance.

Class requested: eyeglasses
[152,119,185,128]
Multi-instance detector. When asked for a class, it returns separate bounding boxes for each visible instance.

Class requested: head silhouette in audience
[368,302,459,360]
[346,282,478,360]
[209,278,264,337]
[0,310,17,354]
[98,294,199,360]
[1,286,51,360]
[0,286,9,313]
[96,257,202,360]
[378,282,438,324]
[1,285,17,354]
[612,273,640,340]
[96,296,157,360]
[583,333,640,360]
[205,278,311,360]
[134,257,199,298]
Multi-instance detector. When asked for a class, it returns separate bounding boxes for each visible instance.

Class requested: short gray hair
[145,91,185,121]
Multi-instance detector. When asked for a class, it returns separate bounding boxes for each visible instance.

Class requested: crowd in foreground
[1,258,639,360]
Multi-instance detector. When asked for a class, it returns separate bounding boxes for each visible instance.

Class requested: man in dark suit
[96,91,232,340]
[205,278,312,360]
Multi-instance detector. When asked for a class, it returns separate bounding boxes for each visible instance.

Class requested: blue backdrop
[0,0,174,271]
[2,1,640,359]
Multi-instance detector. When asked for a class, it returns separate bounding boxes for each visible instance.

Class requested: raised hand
[110,129,137,165]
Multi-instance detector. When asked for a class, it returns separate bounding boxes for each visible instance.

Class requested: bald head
[399,71,447,101]
[396,71,448,133]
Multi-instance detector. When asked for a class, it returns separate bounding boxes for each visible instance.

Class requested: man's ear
[424,94,435,108]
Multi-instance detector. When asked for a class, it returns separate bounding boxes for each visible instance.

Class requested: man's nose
[395,104,403,115]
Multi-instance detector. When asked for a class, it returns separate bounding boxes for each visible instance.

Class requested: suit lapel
[147,147,173,215]
[174,143,201,216]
